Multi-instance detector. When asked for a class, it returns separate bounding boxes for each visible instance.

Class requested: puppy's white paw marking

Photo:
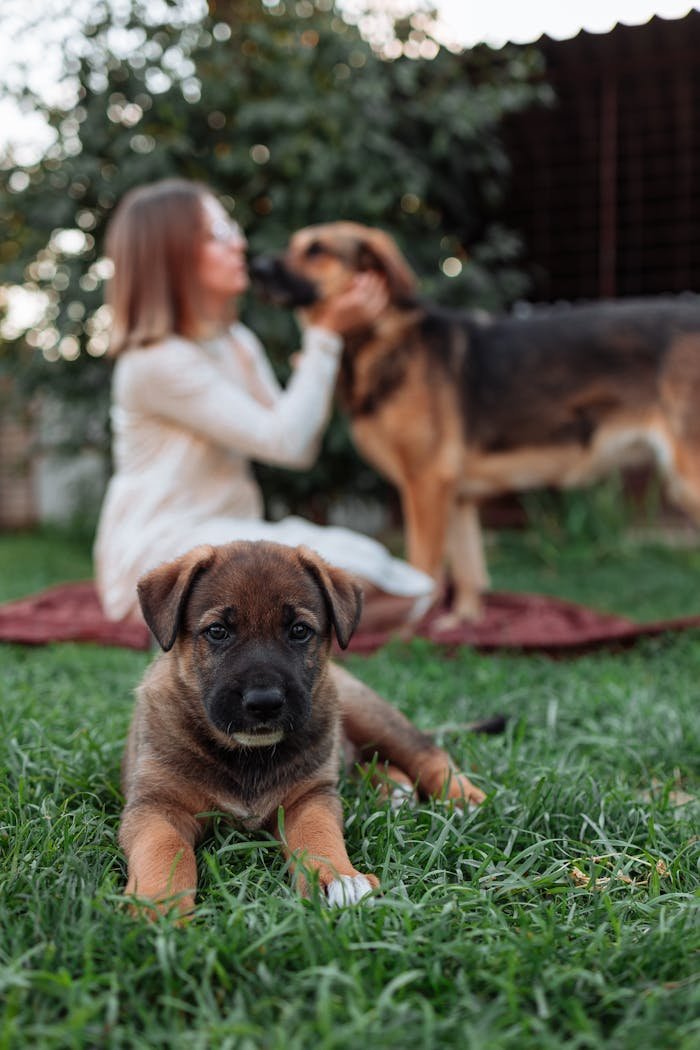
[390,784,416,811]
[452,801,480,817]
[325,874,374,907]
[438,798,481,819]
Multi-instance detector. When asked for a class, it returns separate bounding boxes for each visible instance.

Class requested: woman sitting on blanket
[94,178,434,632]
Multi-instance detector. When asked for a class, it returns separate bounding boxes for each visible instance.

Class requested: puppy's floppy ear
[297,547,363,650]
[357,229,417,302]
[137,545,216,651]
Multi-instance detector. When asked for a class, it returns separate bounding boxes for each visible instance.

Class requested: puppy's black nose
[242,686,285,718]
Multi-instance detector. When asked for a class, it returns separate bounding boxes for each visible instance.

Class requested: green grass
[489,529,700,621]
[1,525,699,1049]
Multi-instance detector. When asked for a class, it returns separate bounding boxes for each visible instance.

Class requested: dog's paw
[389,783,417,811]
[439,798,481,817]
[324,873,377,907]
[125,891,195,923]
[374,773,417,811]
[433,605,482,632]
[449,776,486,814]
[421,764,486,809]
[439,773,486,817]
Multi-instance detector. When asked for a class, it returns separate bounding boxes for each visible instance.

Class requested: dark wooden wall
[503,12,700,303]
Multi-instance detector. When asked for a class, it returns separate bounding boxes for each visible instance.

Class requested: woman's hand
[312,273,389,335]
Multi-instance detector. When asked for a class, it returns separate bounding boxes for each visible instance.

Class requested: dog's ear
[297,547,363,650]
[357,229,417,302]
[137,545,217,652]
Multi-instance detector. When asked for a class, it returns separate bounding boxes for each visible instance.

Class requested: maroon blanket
[1,579,699,654]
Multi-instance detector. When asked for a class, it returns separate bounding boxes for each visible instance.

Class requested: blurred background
[1,0,699,541]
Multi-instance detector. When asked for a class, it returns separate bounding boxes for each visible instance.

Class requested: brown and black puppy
[251,223,700,622]
[120,540,485,916]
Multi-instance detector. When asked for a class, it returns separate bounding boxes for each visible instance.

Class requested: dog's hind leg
[332,664,486,806]
[664,439,700,524]
[659,340,700,525]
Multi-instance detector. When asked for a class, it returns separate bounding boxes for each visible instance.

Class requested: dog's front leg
[120,804,199,918]
[401,471,457,583]
[442,497,489,623]
[278,785,378,906]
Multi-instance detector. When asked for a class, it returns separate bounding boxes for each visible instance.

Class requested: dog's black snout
[249,254,278,280]
[249,253,319,307]
[242,685,285,718]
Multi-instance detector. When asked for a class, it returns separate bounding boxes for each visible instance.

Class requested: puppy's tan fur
[120,540,484,915]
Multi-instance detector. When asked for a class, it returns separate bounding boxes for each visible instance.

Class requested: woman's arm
[118,273,388,470]
[232,322,331,405]
[237,272,388,408]
[119,329,341,469]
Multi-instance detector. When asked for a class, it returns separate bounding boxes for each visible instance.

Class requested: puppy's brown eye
[289,622,313,642]
[204,623,229,643]
[305,241,324,258]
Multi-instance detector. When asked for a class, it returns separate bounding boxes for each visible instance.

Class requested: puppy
[120,540,485,915]
[251,223,700,621]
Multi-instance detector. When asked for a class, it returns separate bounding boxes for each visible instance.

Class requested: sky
[428,0,700,46]
[1,0,699,162]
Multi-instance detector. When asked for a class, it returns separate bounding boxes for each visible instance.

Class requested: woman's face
[197,195,249,301]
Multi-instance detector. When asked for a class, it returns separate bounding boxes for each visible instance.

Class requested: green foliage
[521,474,636,554]
[0,0,549,513]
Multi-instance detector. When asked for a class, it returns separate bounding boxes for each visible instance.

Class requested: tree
[0,0,550,518]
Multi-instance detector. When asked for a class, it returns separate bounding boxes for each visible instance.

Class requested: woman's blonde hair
[106,178,210,355]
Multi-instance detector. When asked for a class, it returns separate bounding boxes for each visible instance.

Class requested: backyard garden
[1,3,698,1047]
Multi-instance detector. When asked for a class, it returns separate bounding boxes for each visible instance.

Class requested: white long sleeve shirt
[94,322,433,621]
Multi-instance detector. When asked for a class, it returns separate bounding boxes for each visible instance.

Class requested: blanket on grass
[2,580,700,654]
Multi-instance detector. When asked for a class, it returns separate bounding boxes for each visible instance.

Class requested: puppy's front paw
[125,890,195,923]
[324,873,377,907]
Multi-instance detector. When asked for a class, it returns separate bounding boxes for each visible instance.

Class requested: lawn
[1,520,699,1049]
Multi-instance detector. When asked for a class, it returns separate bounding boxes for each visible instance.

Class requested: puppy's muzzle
[249,254,318,308]
[242,685,285,720]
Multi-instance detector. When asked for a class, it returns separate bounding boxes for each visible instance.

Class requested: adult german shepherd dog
[251,223,700,621]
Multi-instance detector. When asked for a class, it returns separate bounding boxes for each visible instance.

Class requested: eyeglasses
[208,218,246,245]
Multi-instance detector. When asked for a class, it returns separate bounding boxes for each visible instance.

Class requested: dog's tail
[465,714,508,735]
[430,714,508,736]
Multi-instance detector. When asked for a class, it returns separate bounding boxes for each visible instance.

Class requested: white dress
[94,322,434,620]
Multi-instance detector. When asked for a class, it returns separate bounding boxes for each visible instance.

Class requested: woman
[94,178,434,631]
